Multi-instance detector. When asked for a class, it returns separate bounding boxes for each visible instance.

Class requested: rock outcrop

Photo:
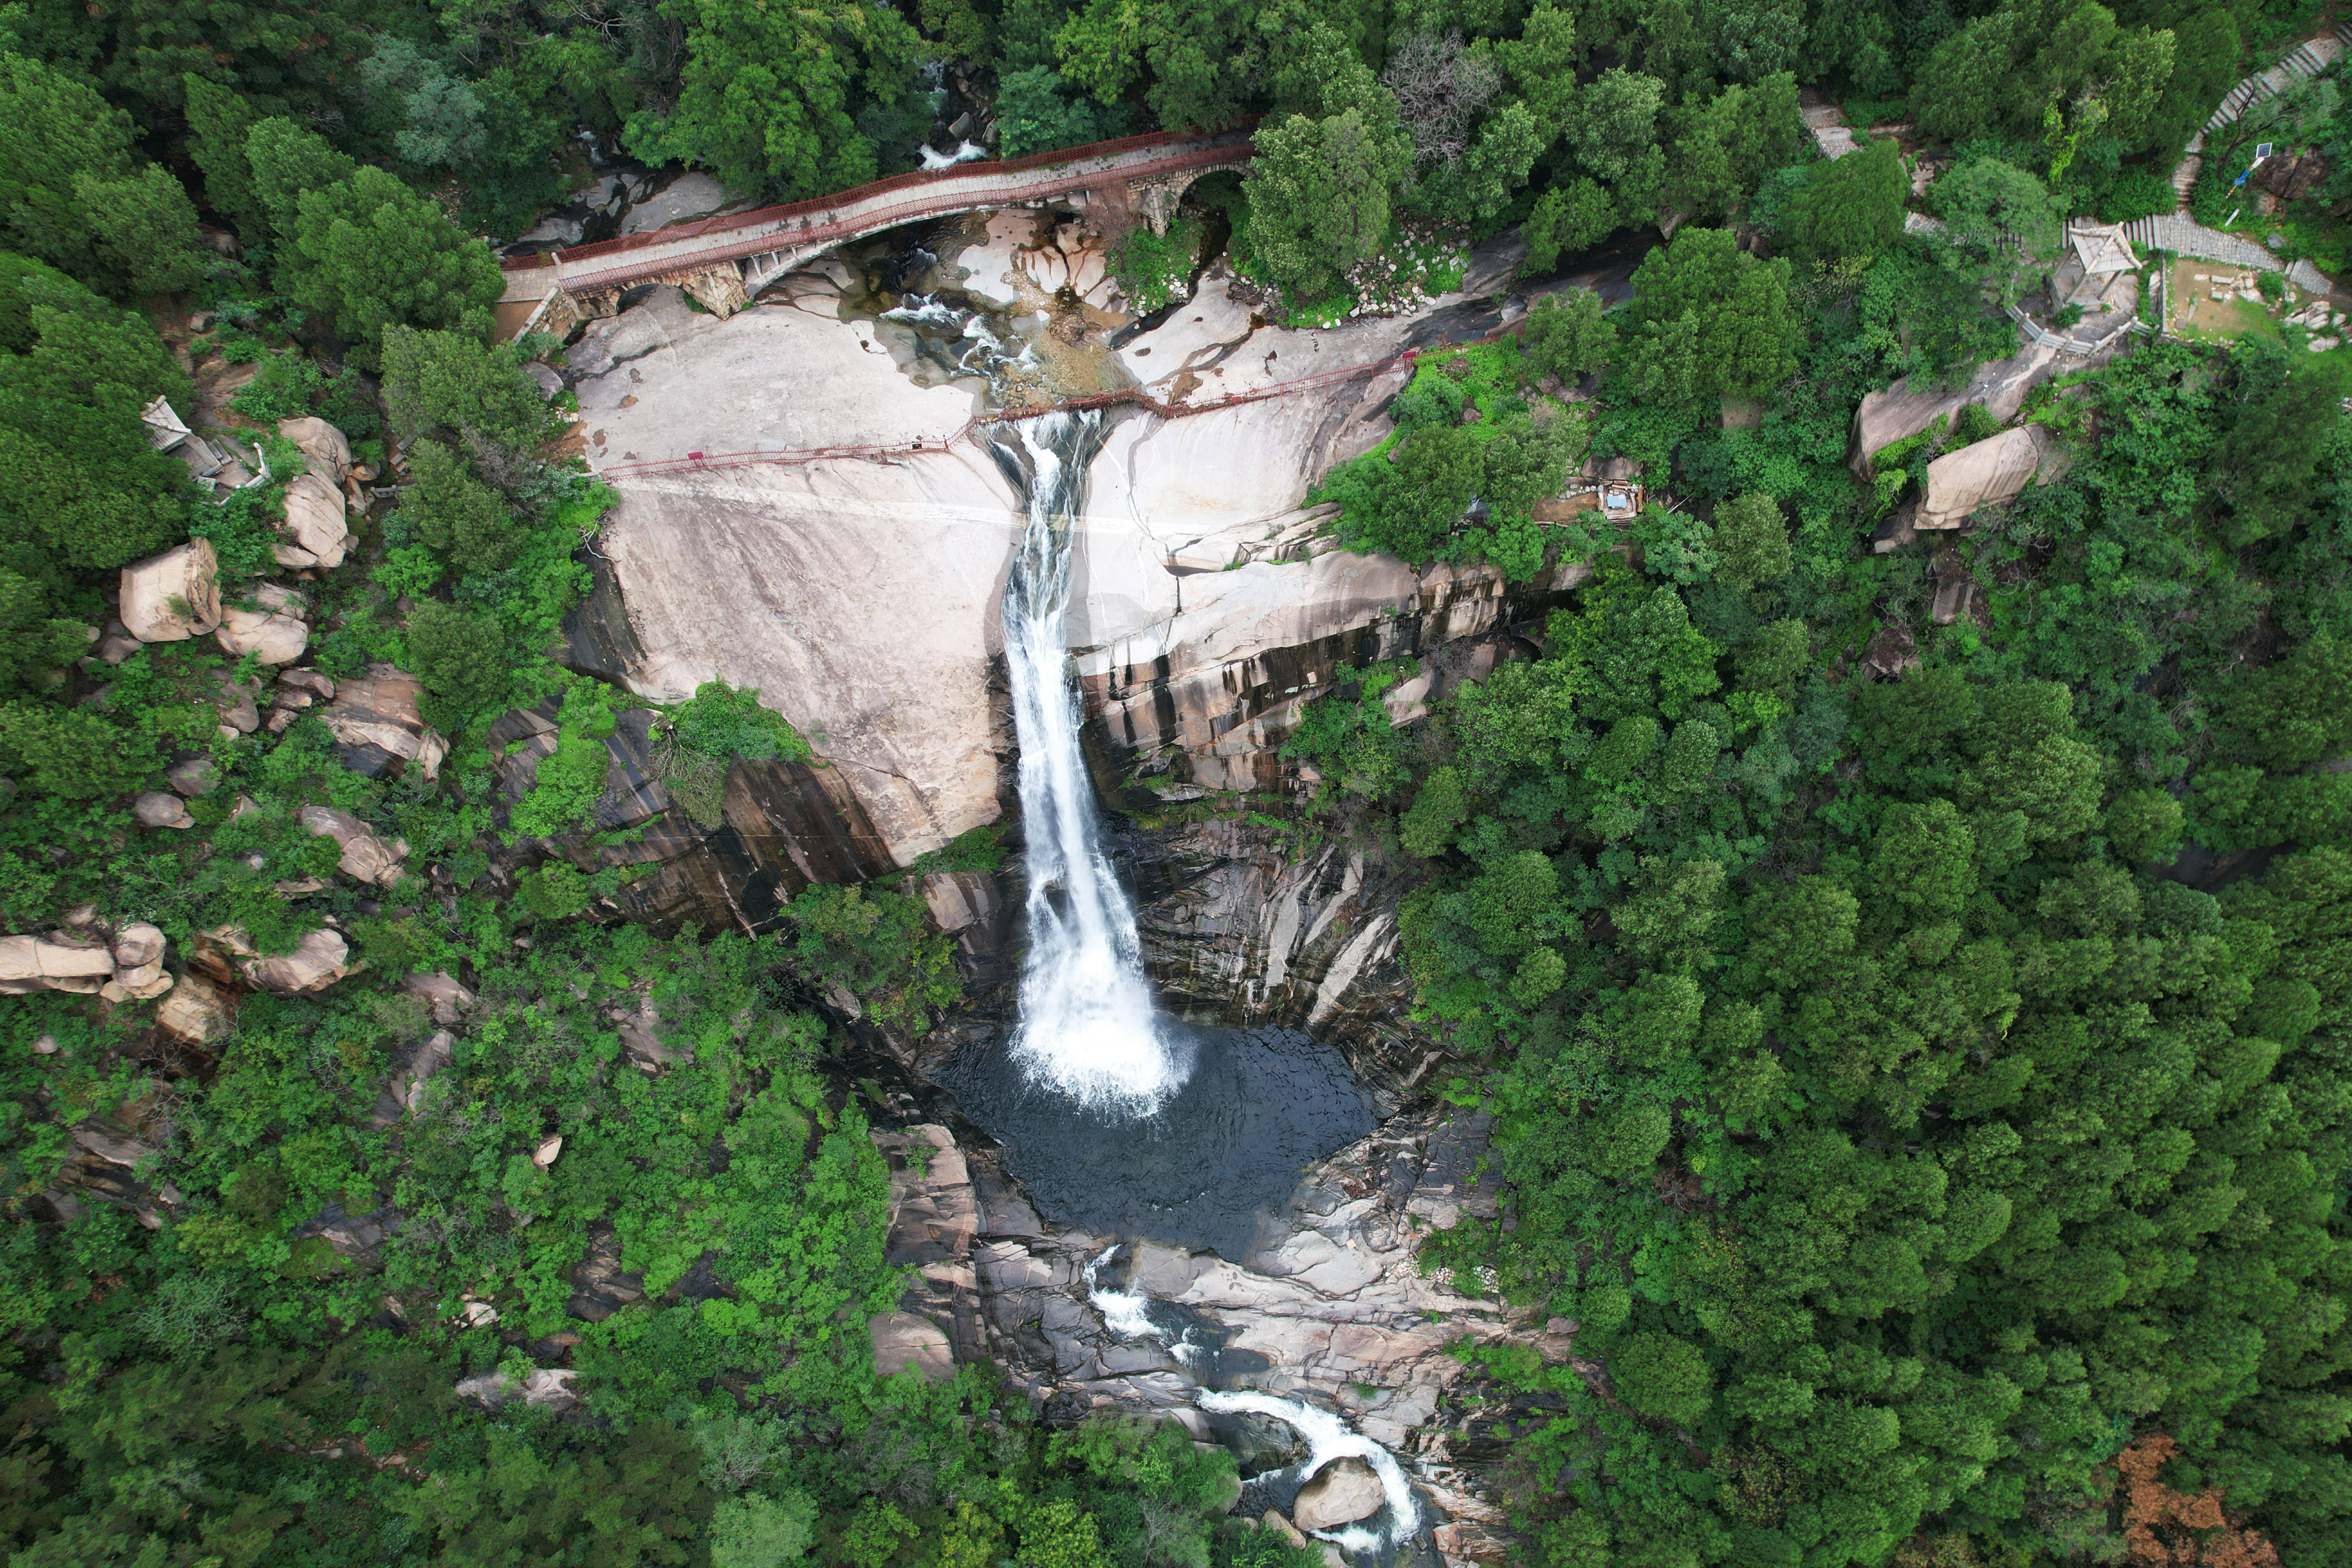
[195,925,353,995]
[277,474,349,569]
[868,1108,1547,1563]
[119,541,221,642]
[277,416,350,483]
[298,805,407,887]
[321,665,445,778]
[1294,1457,1384,1529]
[1918,424,2059,530]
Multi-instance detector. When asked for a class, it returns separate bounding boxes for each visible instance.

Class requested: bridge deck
[499,129,1252,304]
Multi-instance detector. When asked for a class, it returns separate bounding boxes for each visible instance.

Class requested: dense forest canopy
[0,0,2347,1566]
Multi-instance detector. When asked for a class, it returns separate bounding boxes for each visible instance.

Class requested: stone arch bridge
[499,129,1252,336]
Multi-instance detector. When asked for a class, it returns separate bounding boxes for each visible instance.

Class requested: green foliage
[1107,217,1201,314]
[1520,291,1616,384]
[1616,227,1799,410]
[779,884,961,1034]
[1778,137,1908,267]
[1243,110,1401,304]
[380,326,558,453]
[996,66,1126,157]
[0,53,208,296]
[404,600,513,732]
[280,166,504,362]
[624,0,925,198]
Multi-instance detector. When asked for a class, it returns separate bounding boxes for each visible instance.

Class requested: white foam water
[1001,414,1181,1114]
[1196,1389,1424,1554]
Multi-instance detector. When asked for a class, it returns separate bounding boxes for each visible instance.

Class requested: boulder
[280,474,348,569]
[868,1310,955,1381]
[118,540,222,642]
[1918,425,2056,531]
[567,1224,646,1320]
[1291,1457,1384,1531]
[203,924,353,995]
[297,805,407,887]
[211,670,263,734]
[278,668,334,701]
[134,791,194,829]
[386,1029,456,1119]
[277,417,350,484]
[532,1134,563,1168]
[456,1367,578,1411]
[111,923,166,988]
[156,969,233,1044]
[321,664,438,776]
[167,758,221,796]
[1848,343,2062,479]
[402,969,475,1026]
[215,604,309,665]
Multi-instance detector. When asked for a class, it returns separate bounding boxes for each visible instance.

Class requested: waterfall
[1000,412,1181,1114]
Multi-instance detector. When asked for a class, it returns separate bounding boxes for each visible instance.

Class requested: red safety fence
[595,350,1425,480]
[504,126,1255,282]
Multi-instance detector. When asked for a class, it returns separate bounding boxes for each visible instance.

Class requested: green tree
[1520,178,1618,274]
[182,74,262,236]
[1928,156,2062,265]
[282,167,503,360]
[1611,1330,1714,1426]
[1618,227,1796,407]
[0,53,207,294]
[1778,136,1907,267]
[402,442,518,572]
[1380,424,1481,561]
[1401,766,1467,856]
[995,66,1121,157]
[625,0,926,198]
[243,117,358,244]
[2209,361,2343,548]
[0,701,154,798]
[1520,290,1617,383]
[1710,492,1791,589]
[404,600,512,729]
[1243,109,1398,305]
[379,326,555,455]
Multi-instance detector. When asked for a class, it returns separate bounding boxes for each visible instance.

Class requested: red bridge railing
[595,350,1424,480]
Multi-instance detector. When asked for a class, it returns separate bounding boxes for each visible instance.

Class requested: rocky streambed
[536,204,1609,1563]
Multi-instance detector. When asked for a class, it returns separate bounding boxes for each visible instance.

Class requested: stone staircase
[2169,27,2352,208]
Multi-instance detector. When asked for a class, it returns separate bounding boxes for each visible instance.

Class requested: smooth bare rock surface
[134,791,194,829]
[322,665,436,775]
[280,474,348,569]
[403,969,475,1025]
[157,969,233,1043]
[1919,425,2057,530]
[111,923,166,983]
[574,243,1539,855]
[119,541,221,641]
[203,925,353,995]
[298,805,406,886]
[277,417,350,483]
[216,604,309,664]
[1293,1457,1385,1530]
[869,1310,955,1381]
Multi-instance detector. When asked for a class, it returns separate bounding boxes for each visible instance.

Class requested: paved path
[498,129,1252,308]
[2169,26,2351,206]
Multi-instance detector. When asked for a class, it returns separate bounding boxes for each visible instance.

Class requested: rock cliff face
[549,212,1586,1563]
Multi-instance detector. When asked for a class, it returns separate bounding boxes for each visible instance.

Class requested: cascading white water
[1001,412,1181,1114]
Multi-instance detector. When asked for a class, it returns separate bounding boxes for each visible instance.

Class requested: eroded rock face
[279,474,348,569]
[277,417,350,484]
[298,805,407,887]
[321,664,443,778]
[197,925,353,995]
[120,541,221,642]
[1294,1457,1384,1530]
[1918,424,2057,530]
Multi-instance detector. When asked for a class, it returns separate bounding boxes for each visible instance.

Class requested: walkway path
[2169,26,2352,205]
[499,128,1252,319]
